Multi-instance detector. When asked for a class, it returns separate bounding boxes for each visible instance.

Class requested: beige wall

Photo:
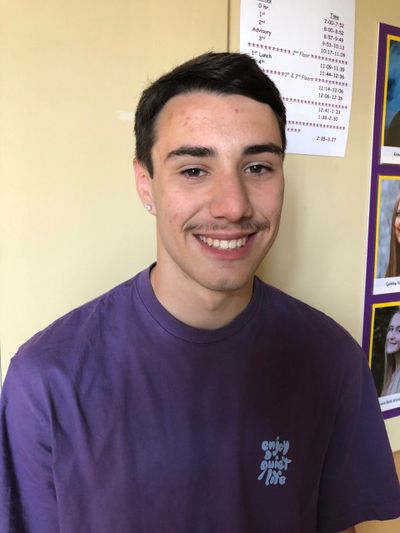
[0,1,399,528]
[0,0,227,371]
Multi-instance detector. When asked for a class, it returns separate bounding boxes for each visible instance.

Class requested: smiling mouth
[386,342,400,353]
[197,235,249,250]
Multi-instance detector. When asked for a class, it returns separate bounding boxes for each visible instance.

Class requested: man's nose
[209,172,253,222]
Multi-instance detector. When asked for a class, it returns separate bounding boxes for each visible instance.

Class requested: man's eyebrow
[243,144,284,157]
[165,145,216,161]
[164,143,283,162]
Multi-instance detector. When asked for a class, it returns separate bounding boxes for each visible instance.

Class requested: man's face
[386,312,400,355]
[136,91,284,296]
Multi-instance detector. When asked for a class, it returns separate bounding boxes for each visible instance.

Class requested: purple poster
[363,23,400,419]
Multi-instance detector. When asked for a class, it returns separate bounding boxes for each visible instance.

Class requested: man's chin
[202,275,253,294]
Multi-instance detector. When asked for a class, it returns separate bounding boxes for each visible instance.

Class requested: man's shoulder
[11,273,142,375]
[257,278,363,361]
[259,277,344,327]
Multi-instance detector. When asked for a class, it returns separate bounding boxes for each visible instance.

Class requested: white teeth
[198,235,248,250]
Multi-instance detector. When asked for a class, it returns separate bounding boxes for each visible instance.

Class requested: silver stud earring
[145,204,152,212]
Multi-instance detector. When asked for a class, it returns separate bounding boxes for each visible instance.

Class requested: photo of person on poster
[374,177,400,293]
[383,38,400,145]
[370,304,400,409]
[381,36,400,163]
[385,193,400,277]
[382,307,400,395]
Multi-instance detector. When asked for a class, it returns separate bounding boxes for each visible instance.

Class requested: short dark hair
[134,52,286,176]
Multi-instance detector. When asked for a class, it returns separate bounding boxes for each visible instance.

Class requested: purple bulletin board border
[362,23,400,420]
[362,23,400,418]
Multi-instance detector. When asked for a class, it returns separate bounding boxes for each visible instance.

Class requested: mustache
[184,220,270,233]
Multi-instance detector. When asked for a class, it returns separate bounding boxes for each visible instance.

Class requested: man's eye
[182,168,206,178]
[245,164,272,175]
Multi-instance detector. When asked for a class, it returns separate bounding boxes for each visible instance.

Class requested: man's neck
[150,265,254,330]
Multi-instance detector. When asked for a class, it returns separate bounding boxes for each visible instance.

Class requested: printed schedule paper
[240,0,355,157]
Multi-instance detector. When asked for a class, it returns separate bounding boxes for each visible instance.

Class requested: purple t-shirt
[1,267,399,532]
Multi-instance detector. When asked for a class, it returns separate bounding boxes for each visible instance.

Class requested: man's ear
[133,159,156,215]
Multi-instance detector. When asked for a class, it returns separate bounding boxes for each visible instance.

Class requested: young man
[1,52,399,533]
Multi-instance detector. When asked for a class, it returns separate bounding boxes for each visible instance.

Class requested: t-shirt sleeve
[316,348,400,532]
[0,357,58,533]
